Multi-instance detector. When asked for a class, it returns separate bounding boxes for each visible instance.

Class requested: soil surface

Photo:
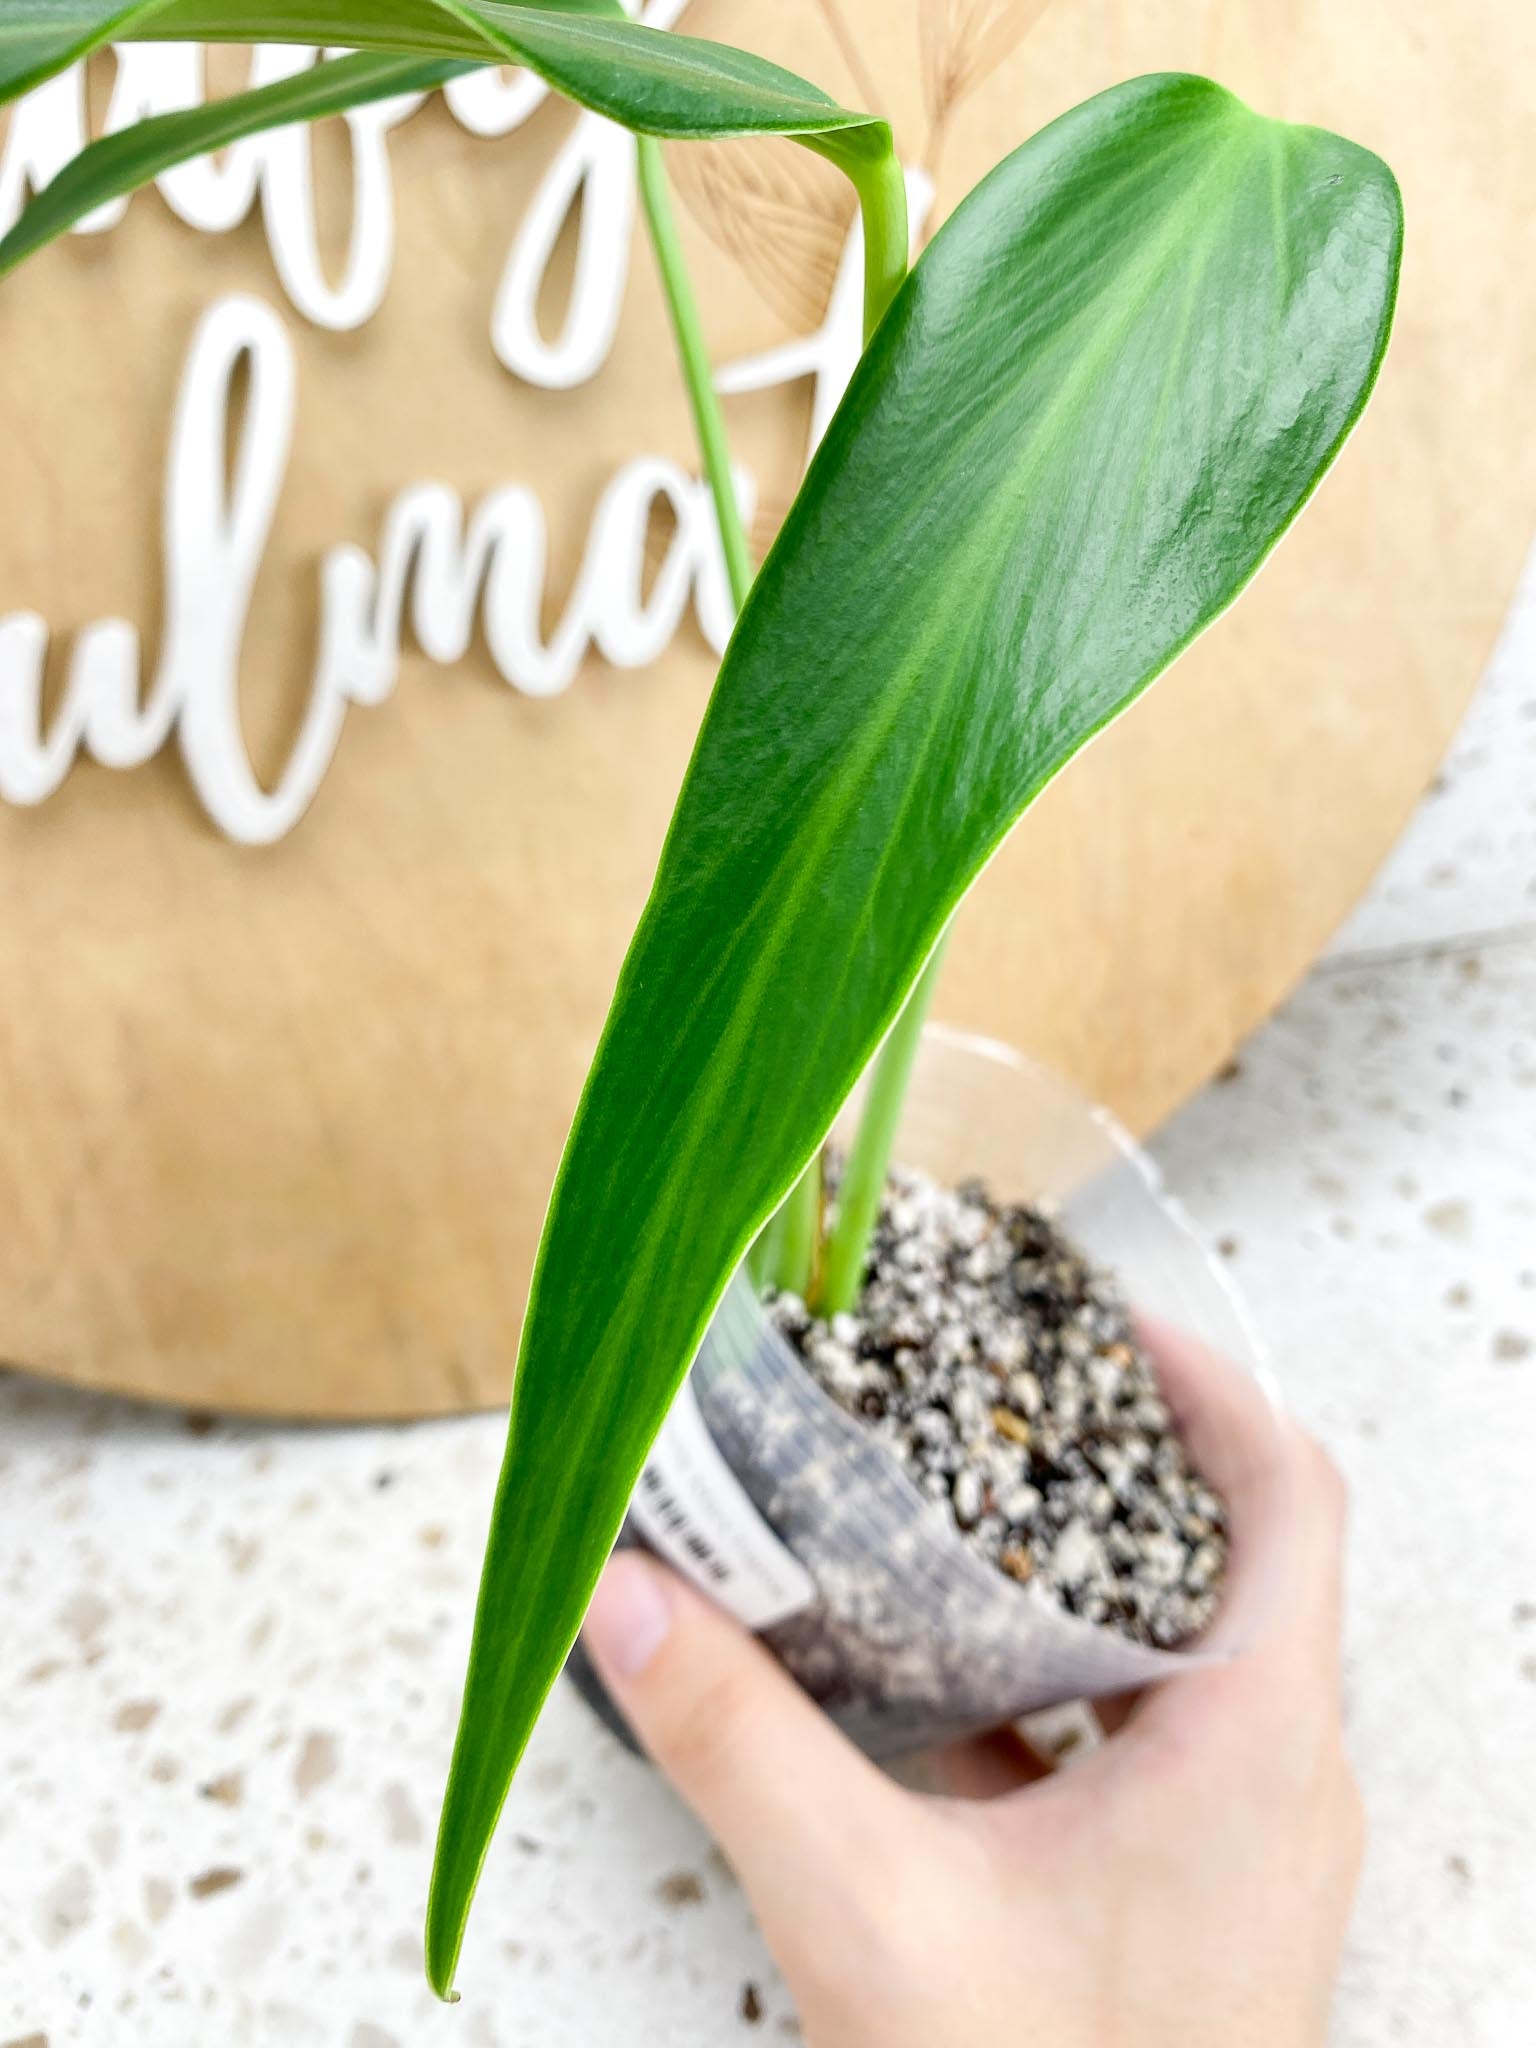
[766,1156,1229,1649]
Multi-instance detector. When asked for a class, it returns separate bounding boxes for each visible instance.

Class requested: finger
[914,1724,1051,1800]
[1080,1322,1351,1771]
[1091,1690,1143,1738]
[1133,1316,1347,1667]
[582,1551,907,1913]
[1133,1313,1288,1540]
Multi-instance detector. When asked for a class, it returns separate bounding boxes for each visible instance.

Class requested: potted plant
[0,0,1402,2002]
[566,1021,1267,1765]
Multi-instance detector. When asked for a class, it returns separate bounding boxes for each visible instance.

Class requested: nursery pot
[568,1025,1267,1760]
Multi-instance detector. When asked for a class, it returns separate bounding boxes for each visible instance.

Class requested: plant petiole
[818,933,948,1316]
[774,1148,824,1301]
[636,134,754,611]
[637,120,918,1315]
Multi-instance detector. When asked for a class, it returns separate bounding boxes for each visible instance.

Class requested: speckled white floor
[3,546,1534,2048]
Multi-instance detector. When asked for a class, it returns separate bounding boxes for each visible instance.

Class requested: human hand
[581,1325,1364,2048]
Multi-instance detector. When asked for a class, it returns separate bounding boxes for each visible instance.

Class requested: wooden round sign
[0,2,1529,1416]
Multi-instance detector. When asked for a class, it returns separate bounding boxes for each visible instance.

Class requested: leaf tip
[424,1830,472,2003]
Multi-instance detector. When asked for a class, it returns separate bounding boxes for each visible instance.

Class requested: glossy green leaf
[427,70,1401,1993]
[0,4,897,291]
[0,50,476,277]
[0,1,883,159]
[0,1,607,103]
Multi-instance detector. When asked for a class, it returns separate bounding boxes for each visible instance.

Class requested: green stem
[775,141,910,1306]
[774,1153,824,1301]
[748,1202,788,1291]
[637,131,824,1290]
[638,126,915,1312]
[818,936,948,1317]
[849,144,910,340]
[636,135,753,613]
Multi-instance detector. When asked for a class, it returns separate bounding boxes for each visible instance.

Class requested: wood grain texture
[0,0,1530,1416]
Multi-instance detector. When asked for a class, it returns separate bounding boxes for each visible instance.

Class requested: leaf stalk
[637,125,925,1308]
[636,134,754,611]
[818,934,947,1315]
[849,140,910,338]
[775,133,915,1306]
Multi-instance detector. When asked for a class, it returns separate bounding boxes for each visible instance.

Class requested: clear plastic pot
[568,1025,1268,1760]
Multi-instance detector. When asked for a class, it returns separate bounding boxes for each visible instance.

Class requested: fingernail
[584,1553,674,1678]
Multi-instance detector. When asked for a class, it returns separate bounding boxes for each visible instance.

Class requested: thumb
[582,1551,906,1918]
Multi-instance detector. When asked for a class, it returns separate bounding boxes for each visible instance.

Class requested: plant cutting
[0,0,1402,2003]
[563,1022,1262,1777]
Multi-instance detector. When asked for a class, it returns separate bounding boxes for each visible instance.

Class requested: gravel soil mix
[766,1155,1230,1649]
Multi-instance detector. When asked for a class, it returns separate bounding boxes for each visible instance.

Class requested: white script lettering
[0,295,749,844]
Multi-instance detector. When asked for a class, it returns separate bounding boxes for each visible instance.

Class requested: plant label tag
[629,1380,817,1631]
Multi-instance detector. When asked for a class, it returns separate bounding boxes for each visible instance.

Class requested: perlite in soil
[766,1155,1229,1650]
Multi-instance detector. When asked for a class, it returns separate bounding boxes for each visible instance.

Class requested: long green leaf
[0,2,884,161]
[0,1,610,103]
[426,70,1401,1992]
[0,5,897,286]
[0,50,475,276]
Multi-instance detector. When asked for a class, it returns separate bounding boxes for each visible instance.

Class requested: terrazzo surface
[3,546,1534,2045]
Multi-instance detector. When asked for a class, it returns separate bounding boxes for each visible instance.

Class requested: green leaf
[0,4,164,106]
[0,50,475,278]
[426,71,1400,1993]
[0,2,603,104]
[0,5,895,282]
[0,2,884,160]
